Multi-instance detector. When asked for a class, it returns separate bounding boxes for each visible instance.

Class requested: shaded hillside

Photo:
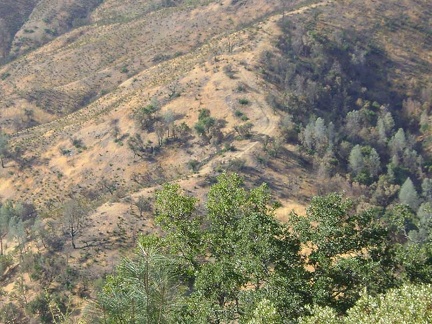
[0,0,104,63]
[10,0,103,58]
[262,0,432,192]
[0,0,39,63]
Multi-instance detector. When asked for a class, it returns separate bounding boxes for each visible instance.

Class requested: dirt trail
[8,0,334,206]
[105,0,335,221]
[124,0,334,189]
[11,0,333,146]
[78,0,336,241]
[196,0,334,176]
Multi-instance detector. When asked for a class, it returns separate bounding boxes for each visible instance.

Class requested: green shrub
[0,254,13,275]
[234,110,244,117]
[238,98,250,105]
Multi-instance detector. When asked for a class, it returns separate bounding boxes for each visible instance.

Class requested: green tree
[279,114,297,143]
[348,144,363,176]
[234,122,254,138]
[288,193,396,312]
[399,177,419,211]
[8,216,26,261]
[155,183,201,274]
[154,121,167,146]
[389,128,407,157]
[134,99,160,131]
[394,241,432,284]
[383,111,395,134]
[93,179,432,322]
[163,109,175,138]
[409,203,432,244]
[194,109,215,138]
[367,147,381,177]
[301,284,432,324]
[154,173,307,322]
[384,204,416,242]
[314,117,328,154]
[345,110,362,141]
[300,121,315,152]
[247,299,281,324]
[422,178,432,202]
[200,174,306,321]
[377,116,388,144]
[420,110,430,133]
[95,236,184,324]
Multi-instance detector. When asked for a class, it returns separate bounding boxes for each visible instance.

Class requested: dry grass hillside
[0,0,431,321]
[0,0,321,211]
[0,0,289,129]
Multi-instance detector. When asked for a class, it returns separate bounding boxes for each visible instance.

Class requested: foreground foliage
[301,284,432,324]
[95,237,184,323]
[89,173,432,323]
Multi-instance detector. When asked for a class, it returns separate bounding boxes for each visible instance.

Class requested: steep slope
[10,0,103,56]
[0,0,39,62]
[0,0,431,322]
[0,0,290,132]
[1,0,302,203]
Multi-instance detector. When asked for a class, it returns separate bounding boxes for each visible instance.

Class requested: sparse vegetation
[0,0,431,322]
[187,159,200,172]
[1,73,10,80]
[238,98,250,105]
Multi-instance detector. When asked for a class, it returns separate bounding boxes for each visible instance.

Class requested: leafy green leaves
[289,193,395,312]
[153,173,307,322]
[301,284,432,324]
[95,176,432,323]
[155,183,201,274]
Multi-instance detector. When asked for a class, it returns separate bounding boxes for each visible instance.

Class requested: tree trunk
[71,234,77,249]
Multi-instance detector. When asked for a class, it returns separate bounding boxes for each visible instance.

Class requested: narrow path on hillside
[87,0,336,233]
[195,0,334,176]
[7,0,335,207]
[11,0,333,147]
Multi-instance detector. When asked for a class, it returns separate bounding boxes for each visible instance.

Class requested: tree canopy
[89,173,432,323]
